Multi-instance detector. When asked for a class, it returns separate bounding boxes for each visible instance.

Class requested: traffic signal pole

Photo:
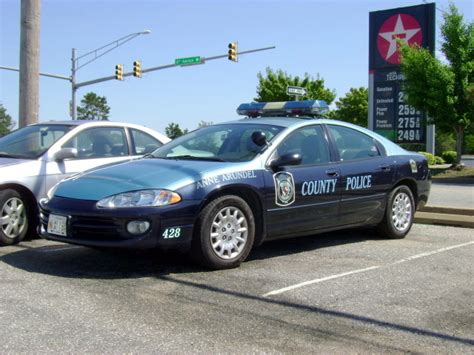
[75,45,275,87]
[2,44,275,119]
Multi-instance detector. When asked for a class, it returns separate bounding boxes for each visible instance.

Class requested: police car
[39,100,431,269]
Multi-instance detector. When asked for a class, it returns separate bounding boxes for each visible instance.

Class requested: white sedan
[0,120,170,246]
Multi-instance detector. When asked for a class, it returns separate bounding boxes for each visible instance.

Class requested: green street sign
[175,56,201,66]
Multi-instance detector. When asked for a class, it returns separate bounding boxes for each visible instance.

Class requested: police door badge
[273,172,295,207]
[409,159,418,173]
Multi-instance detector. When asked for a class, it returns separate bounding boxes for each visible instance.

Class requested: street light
[71,30,151,119]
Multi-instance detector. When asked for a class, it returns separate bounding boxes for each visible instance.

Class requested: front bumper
[39,196,201,250]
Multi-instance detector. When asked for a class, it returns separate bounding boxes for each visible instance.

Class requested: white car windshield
[0,124,73,159]
[153,123,284,162]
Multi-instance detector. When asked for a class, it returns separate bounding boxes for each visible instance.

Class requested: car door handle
[379,165,391,172]
[325,169,339,177]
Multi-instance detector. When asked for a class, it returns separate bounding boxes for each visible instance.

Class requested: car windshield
[153,123,284,162]
[0,124,74,159]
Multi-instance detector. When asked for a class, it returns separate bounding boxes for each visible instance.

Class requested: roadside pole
[71,48,77,120]
[19,0,41,128]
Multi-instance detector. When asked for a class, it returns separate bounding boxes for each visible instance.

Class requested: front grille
[40,207,130,240]
[70,216,127,240]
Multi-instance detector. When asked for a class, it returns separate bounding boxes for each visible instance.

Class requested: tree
[0,104,15,136]
[77,92,110,121]
[165,123,188,139]
[399,4,473,164]
[328,87,368,127]
[254,67,336,104]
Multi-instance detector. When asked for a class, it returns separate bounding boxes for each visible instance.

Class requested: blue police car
[39,100,431,269]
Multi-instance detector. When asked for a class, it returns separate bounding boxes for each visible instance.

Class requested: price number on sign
[398,117,421,129]
[397,129,421,142]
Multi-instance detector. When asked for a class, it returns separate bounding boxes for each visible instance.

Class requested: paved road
[462,155,474,168]
[428,183,474,208]
[0,225,473,353]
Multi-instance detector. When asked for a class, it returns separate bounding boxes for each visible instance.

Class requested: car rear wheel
[377,185,415,239]
[0,189,29,246]
[192,195,255,269]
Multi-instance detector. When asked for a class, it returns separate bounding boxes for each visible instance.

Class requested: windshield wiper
[166,155,226,162]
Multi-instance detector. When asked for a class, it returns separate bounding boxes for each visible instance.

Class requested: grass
[430,165,474,180]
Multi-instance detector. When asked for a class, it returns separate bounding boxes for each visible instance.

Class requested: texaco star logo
[377,13,423,64]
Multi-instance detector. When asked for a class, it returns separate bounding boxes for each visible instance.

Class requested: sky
[0,0,473,134]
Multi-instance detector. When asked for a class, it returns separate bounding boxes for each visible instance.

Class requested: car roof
[216,116,409,156]
[218,117,315,128]
[31,120,138,127]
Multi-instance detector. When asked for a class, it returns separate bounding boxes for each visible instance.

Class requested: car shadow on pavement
[0,229,379,280]
[157,275,474,348]
[248,228,379,262]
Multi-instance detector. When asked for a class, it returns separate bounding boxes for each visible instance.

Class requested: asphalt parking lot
[0,224,473,353]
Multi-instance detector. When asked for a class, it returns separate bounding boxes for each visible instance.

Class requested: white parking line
[263,266,381,297]
[262,241,474,297]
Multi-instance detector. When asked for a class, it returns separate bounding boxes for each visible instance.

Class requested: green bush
[435,131,456,154]
[418,151,436,165]
[441,150,457,164]
[464,134,474,154]
[418,151,446,165]
[434,156,445,164]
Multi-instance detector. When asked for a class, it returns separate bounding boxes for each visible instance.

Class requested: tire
[0,189,30,246]
[377,185,415,239]
[191,195,255,270]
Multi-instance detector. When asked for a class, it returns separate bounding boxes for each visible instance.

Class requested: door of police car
[264,125,342,237]
[326,124,395,225]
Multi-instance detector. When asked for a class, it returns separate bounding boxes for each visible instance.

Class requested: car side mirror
[269,153,302,170]
[54,148,78,161]
[251,131,268,147]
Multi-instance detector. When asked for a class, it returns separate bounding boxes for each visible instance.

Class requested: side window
[62,127,128,159]
[275,126,330,165]
[328,125,381,161]
[131,129,163,155]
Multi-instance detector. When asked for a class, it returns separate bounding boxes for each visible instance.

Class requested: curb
[415,205,474,228]
[432,178,474,185]
[420,206,474,216]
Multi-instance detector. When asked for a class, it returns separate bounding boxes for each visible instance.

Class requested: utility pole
[19,0,41,128]
[71,48,77,119]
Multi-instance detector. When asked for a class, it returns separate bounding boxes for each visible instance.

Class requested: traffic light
[133,60,142,78]
[115,64,123,80]
[228,42,238,62]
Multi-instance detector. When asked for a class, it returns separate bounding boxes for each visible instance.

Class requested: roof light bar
[237,100,329,118]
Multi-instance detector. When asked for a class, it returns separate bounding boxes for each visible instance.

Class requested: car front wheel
[377,185,415,239]
[0,189,29,246]
[192,195,255,270]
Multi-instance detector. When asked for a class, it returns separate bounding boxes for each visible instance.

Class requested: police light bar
[236,100,329,118]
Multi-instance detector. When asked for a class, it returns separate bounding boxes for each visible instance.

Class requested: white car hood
[0,157,32,168]
[0,158,42,182]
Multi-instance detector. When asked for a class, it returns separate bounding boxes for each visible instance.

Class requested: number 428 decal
[162,227,182,239]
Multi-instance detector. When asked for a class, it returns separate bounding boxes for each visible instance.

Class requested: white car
[0,120,170,246]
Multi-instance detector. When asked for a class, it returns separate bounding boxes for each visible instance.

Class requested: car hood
[0,157,31,168]
[0,158,41,182]
[54,158,254,201]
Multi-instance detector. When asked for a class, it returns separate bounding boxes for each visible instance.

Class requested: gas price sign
[373,69,425,143]
[369,3,435,144]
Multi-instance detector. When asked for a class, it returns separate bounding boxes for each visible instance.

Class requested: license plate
[47,214,68,237]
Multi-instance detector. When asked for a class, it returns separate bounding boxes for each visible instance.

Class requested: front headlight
[96,189,181,208]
